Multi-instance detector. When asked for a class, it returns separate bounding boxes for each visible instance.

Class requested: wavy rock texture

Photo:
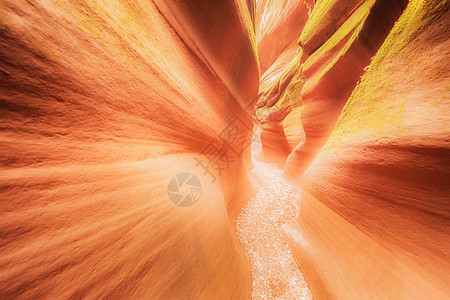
[254,0,313,166]
[283,0,409,179]
[0,0,259,298]
[255,0,313,75]
[283,0,450,298]
[2,0,449,299]
[256,47,304,166]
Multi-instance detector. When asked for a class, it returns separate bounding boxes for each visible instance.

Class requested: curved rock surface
[2,0,449,298]
[254,0,313,165]
[255,0,313,75]
[283,0,450,298]
[283,0,409,179]
[0,0,259,298]
[256,46,304,166]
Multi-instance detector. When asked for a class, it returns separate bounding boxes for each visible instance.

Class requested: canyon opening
[0,0,449,299]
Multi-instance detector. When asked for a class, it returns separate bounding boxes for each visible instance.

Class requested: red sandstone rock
[257,41,306,150]
[283,0,409,180]
[256,45,304,166]
[0,0,258,298]
[283,0,450,298]
[2,0,449,298]
[256,0,314,75]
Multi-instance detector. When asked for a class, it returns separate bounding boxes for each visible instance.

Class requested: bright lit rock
[1,0,449,298]
[283,0,409,179]
[283,0,450,298]
[255,0,314,74]
[0,0,258,298]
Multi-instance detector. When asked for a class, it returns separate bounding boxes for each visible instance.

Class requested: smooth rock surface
[284,0,409,179]
[284,0,450,298]
[256,0,313,75]
[256,48,304,166]
[0,0,259,298]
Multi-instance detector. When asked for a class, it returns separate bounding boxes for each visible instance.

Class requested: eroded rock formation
[256,0,410,175]
[256,48,304,166]
[1,0,449,298]
[283,0,409,179]
[254,0,313,166]
[0,0,258,298]
[282,0,450,298]
[255,0,314,75]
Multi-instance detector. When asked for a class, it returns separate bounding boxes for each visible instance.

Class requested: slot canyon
[1,0,449,299]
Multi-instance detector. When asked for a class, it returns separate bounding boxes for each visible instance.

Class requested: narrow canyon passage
[235,137,312,299]
[1,0,449,299]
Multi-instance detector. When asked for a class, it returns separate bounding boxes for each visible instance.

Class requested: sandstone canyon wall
[283,0,410,179]
[254,0,313,166]
[256,49,304,166]
[0,0,259,298]
[255,0,411,172]
[280,0,450,298]
[255,0,313,75]
[1,0,449,299]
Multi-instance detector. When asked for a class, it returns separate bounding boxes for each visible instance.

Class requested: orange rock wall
[256,0,314,75]
[283,0,450,298]
[254,0,314,165]
[0,0,259,298]
[256,47,304,166]
[284,0,409,179]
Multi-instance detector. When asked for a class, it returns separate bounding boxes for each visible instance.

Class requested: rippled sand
[235,159,312,299]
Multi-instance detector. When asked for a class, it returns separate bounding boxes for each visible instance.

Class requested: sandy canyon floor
[235,139,312,299]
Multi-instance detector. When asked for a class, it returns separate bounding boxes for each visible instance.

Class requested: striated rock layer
[283,0,409,179]
[0,0,259,298]
[256,47,304,166]
[254,0,313,166]
[255,0,314,75]
[283,0,450,298]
